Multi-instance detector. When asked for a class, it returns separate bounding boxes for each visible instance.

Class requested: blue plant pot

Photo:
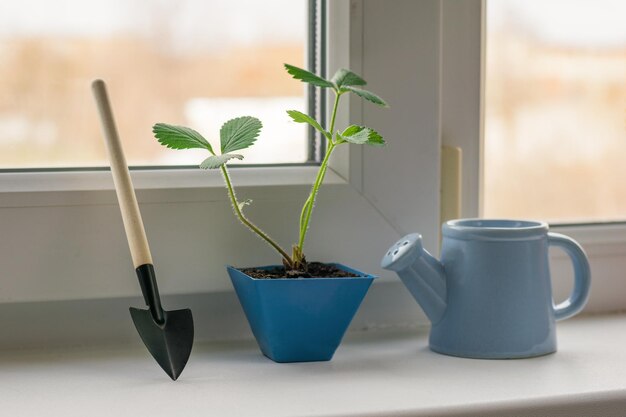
[227,264,376,363]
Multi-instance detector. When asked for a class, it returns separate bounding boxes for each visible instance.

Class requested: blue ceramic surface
[227,264,375,363]
[381,219,591,359]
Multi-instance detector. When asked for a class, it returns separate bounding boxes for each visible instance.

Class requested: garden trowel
[92,80,194,380]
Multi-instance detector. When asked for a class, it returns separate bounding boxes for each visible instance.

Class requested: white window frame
[0,1,442,310]
[442,0,626,313]
[0,1,623,341]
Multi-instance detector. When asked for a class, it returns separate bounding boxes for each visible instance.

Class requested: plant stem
[297,142,335,250]
[328,92,341,142]
[296,91,342,253]
[220,165,293,265]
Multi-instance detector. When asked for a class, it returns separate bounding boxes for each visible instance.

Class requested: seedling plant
[153,64,387,274]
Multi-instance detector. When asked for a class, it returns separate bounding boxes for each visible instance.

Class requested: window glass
[484,0,626,223]
[0,0,308,168]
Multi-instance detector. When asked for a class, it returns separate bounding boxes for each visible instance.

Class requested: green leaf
[343,86,388,107]
[365,128,386,147]
[286,110,329,139]
[339,125,369,144]
[199,153,243,169]
[220,116,262,154]
[153,123,214,153]
[284,64,334,88]
[331,68,366,88]
[341,125,363,137]
[237,199,253,211]
[338,125,386,147]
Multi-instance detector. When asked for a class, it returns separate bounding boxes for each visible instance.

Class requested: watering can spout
[381,234,447,324]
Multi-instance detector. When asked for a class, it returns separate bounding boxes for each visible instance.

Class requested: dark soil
[242,262,360,279]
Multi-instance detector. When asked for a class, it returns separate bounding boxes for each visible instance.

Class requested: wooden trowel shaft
[91,79,152,269]
[92,79,164,322]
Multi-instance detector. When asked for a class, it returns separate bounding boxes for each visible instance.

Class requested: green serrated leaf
[238,199,253,211]
[286,110,329,139]
[339,125,386,147]
[343,86,388,107]
[199,153,243,169]
[220,116,262,154]
[331,68,367,88]
[153,123,214,153]
[284,64,334,88]
[364,128,386,147]
[341,125,363,137]
[339,125,370,144]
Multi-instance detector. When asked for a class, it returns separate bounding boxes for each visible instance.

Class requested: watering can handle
[548,233,591,321]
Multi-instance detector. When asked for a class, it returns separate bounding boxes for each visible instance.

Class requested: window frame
[443,0,626,312]
[0,0,325,190]
[0,0,623,327]
[0,0,443,308]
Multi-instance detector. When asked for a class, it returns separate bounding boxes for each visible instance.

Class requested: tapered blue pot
[227,264,375,363]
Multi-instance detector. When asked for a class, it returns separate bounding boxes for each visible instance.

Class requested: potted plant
[153,64,388,362]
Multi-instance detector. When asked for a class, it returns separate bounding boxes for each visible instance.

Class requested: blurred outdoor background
[0,0,307,167]
[484,0,626,223]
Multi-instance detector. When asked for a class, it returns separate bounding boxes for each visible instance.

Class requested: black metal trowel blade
[130,307,194,380]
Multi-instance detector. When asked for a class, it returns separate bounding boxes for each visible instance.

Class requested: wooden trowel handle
[92,80,153,268]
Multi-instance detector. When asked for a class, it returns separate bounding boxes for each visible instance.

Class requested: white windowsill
[3,314,626,417]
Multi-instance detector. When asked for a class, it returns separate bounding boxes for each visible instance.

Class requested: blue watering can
[381,219,591,359]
